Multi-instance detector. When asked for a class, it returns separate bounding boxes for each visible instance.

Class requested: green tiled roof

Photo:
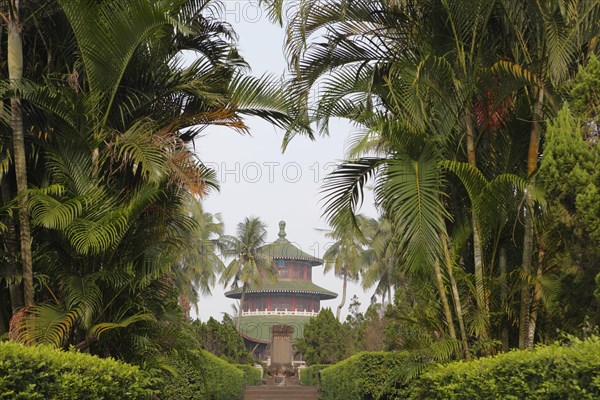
[224,280,337,300]
[260,221,322,265]
[237,315,314,343]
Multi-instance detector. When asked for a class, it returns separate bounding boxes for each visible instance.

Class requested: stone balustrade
[242,309,318,317]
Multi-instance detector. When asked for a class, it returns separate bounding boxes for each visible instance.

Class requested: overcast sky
[191,1,377,321]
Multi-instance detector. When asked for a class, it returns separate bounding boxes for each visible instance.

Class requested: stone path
[243,385,319,400]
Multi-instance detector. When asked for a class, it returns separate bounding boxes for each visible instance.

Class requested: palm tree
[266,0,598,354]
[292,0,514,342]
[361,215,397,307]
[322,214,373,320]
[220,217,277,330]
[6,0,302,365]
[496,0,600,349]
[172,198,225,320]
[6,0,34,307]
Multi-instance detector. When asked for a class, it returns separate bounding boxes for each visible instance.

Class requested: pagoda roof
[237,314,313,343]
[260,221,322,266]
[224,279,337,300]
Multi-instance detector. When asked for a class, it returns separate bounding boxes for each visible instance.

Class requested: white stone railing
[241,309,318,317]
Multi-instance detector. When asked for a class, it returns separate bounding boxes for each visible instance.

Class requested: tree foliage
[295,308,347,365]
[191,316,253,364]
[269,0,600,359]
[0,0,299,371]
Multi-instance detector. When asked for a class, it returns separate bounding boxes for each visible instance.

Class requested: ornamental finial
[278,220,286,239]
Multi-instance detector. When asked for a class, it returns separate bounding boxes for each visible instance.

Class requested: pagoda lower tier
[243,293,322,315]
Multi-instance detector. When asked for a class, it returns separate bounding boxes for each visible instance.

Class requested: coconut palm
[361,215,397,307]
[322,214,374,320]
[220,217,277,330]
[172,198,225,320]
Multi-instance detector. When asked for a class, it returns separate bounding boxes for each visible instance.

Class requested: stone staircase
[243,385,319,400]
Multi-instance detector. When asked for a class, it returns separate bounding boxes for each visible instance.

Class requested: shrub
[403,337,600,399]
[295,309,347,364]
[0,341,156,399]
[318,337,600,400]
[319,351,410,399]
[299,364,328,386]
[158,353,206,400]
[199,351,245,400]
[235,364,262,386]
[192,317,253,364]
[159,350,245,400]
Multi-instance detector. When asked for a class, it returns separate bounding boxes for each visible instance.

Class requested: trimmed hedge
[318,338,600,400]
[158,353,206,400]
[299,364,328,386]
[199,351,245,400]
[0,341,155,399]
[319,352,410,399]
[235,364,262,386]
[159,351,257,400]
[403,338,600,399]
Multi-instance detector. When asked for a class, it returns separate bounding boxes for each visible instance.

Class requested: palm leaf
[379,148,448,274]
[322,157,384,229]
[90,312,155,340]
[19,304,80,347]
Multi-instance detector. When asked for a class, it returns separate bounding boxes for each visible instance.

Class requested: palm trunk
[179,294,191,322]
[336,268,347,320]
[527,249,544,346]
[519,87,544,349]
[0,305,7,335]
[518,211,534,349]
[8,283,23,314]
[433,260,457,340]
[499,245,510,352]
[464,111,489,336]
[237,282,247,331]
[441,233,468,358]
[8,0,33,307]
[1,176,24,313]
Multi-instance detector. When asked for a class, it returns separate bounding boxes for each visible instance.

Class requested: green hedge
[403,337,600,399]
[199,351,245,400]
[235,364,262,386]
[158,353,206,400]
[319,352,410,399]
[299,364,328,386]
[0,341,155,399]
[318,338,600,400]
[159,350,251,400]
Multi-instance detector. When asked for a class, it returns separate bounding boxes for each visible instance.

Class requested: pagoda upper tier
[224,221,336,300]
[261,220,322,265]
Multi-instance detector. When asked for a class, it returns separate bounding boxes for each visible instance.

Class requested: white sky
[191,1,377,321]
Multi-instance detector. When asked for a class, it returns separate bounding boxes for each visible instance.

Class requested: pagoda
[225,221,337,361]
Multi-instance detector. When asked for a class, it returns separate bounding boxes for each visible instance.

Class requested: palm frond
[379,149,448,274]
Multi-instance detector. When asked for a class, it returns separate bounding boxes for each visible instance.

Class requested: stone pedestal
[269,325,294,376]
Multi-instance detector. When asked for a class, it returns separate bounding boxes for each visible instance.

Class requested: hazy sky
[192,1,377,321]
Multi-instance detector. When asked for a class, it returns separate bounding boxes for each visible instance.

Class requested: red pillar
[291,295,296,312]
[268,295,272,311]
